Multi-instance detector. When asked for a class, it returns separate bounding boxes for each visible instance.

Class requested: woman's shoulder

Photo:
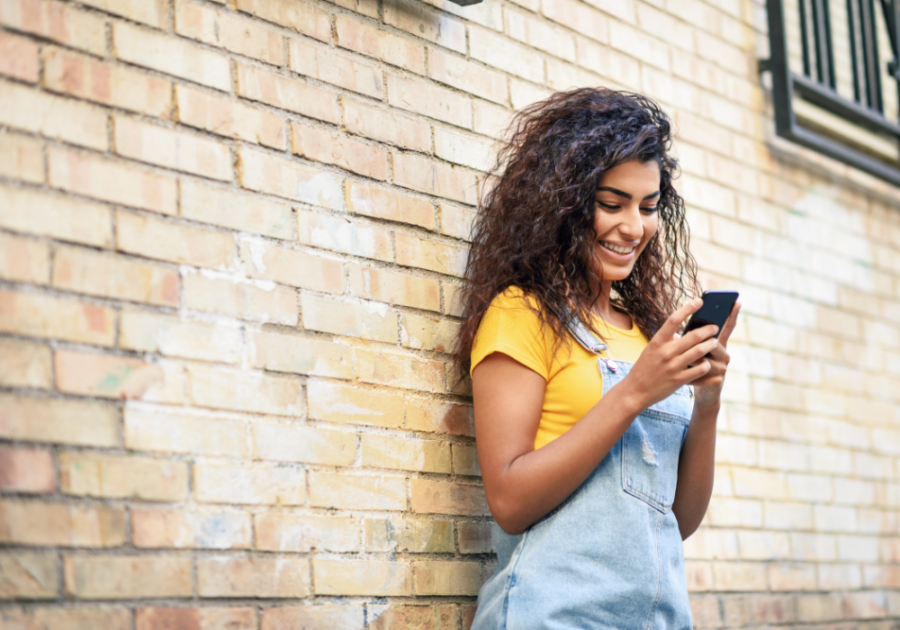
[488,285,542,313]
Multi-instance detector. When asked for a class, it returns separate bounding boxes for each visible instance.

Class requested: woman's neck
[591,281,632,330]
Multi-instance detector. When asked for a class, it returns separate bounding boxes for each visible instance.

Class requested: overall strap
[565,313,608,355]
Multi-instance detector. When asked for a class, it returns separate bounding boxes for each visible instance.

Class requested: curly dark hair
[453,87,700,379]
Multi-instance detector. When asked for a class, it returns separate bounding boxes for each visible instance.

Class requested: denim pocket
[621,411,689,513]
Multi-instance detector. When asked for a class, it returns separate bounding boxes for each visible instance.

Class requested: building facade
[0,0,898,627]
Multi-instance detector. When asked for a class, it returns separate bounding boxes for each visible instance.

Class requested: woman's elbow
[486,494,529,536]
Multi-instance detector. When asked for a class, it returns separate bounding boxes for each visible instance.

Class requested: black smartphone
[683,290,739,338]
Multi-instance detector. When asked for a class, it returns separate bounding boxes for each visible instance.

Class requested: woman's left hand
[690,302,741,408]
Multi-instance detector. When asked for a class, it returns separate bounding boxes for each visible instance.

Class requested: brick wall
[0,0,898,628]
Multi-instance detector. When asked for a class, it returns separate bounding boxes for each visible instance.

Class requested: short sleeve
[470,288,550,379]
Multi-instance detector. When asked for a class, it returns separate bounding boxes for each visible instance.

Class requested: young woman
[453,88,740,629]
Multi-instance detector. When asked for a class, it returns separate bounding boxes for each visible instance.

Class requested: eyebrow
[597,186,660,201]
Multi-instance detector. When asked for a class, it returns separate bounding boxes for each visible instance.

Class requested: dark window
[762,0,900,184]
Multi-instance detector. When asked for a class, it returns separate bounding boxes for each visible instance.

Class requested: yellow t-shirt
[471,287,649,450]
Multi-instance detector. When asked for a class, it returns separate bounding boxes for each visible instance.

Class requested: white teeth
[600,241,634,254]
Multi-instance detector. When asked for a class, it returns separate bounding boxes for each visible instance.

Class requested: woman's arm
[474,299,719,535]
[671,303,741,539]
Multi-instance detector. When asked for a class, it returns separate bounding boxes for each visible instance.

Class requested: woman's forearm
[486,382,645,535]
[671,400,720,539]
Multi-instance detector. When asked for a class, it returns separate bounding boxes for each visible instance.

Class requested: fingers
[672,323,718,355]
[682,358,712,382]
[681,336,719,367]
[657,298,702,342]
[717,302,742,347]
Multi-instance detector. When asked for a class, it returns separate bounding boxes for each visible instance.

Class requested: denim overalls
[471,317,694,630]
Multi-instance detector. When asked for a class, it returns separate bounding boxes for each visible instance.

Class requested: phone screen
[683,291,739,338]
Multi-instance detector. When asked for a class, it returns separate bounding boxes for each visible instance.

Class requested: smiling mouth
[599,240,636,255]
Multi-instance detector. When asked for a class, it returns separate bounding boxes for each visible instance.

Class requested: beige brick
[343,98,432,152]
[297,209,392,261]
[442,281,464,317]
[255,513,357,552]
[195,462,306,505]
[0,29,38,82]
[235,0,330,41]
[180,180,294,239]
[362,434,450,473]
[124,405,247,458]
[115,116,232,181]
[249,331,353,378]
[54,246,178,307]
[177,101,280,157]
[0,185,112,248]
[365,516,454,553]
[309,471,406,510]
[435,127,495,172]
[411,479,489,516]
[0,499,125,547]
[509,78,553,111]
[335,14,425,72]
[133,508,251,549]
[0,78,107,150]
[473,99,513,139]
[406,398,473,436]
[54,350,182,403]
[198,556,310,598]
[385,0,465,52]
[60,452,188,502]
[187,364,303,416]
[64,555,191,599]
[713,561,768,591]
[114,22,230,91]
[239,146,342,208]
[291,122,387,180]
[253,422,356,465]
[289,38,383,98]
[469,25,544,83]
[0,445,54,494]
[0,608,130,630]
[307,379,405,428]
[349,264,441,312]
[346,181,435,230]
[398,233,467,277]
[43,47,171,117]
[176,0,284,65]
[818,563,863,589]
[0,232,50,286]
[544,0,609,40]
[732,467,787,500]
[458,521,492,554]
[136,607,256,630]
[183,272,297,325]
[505,9,576,62]
[0,551,57,599]
[401,312,458,354]
[261,605,364,630]
[330,0,378,16]
[0,0,107,56]
[413,561,486,596]
[0,394,118,447]
[368,605,459,630]
[0,321,53,389]
[237,63,341,124]
[314,558,411,596]
[80,0,167,26]
[48,147,178,215]
[440,201,476,241]
[118,211,235,269]
[301,293,399,344]
[393,152,478,205]
[387,73,472,129]
[0,130,42,183]
[0,290,114,349]
[452,443,480,476]
[427,46,507,105]
[120,311,242,364]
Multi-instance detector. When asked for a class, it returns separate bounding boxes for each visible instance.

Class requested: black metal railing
[763,0,900,185]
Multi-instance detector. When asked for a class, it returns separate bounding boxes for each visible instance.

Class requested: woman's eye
[597,202,620,210]
[642,206,658,213]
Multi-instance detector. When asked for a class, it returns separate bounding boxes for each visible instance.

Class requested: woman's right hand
[619,298,720,411]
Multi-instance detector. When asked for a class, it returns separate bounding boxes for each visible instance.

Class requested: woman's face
[592,159,661,282]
